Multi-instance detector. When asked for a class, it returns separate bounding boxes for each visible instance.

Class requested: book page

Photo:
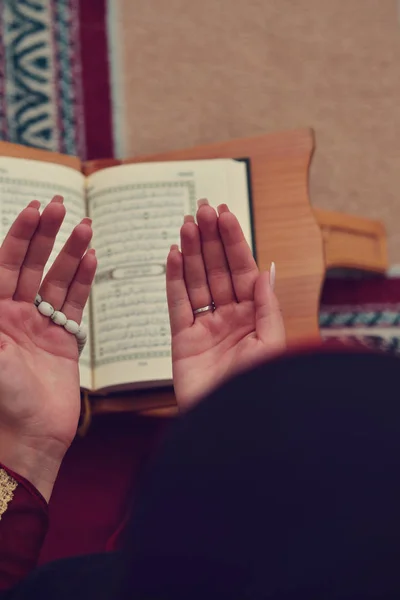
[0,157,92,390]
[87,159,251,391]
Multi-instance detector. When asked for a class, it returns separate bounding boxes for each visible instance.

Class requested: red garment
[39,413,168,564]
[0,464,48,591]
[0,414,168,591]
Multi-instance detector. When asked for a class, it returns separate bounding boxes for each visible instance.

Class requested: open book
[0,146,253,393]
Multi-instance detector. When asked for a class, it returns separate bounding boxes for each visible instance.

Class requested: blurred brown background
[111,0,400,264]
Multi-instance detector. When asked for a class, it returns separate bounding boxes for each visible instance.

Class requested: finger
[217,206,259,302]
[254,270,286,351]
[0,201,41,299]
[39,218,93,310]
[60,249,97,324]
[196,202,235,306]
[180,221,213,313]
[166,244,194,336]
[14,196,66,302]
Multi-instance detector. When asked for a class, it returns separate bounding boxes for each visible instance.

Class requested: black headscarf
[9,349,400,599]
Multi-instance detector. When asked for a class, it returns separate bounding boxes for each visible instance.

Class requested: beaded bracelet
[35,294,87,355]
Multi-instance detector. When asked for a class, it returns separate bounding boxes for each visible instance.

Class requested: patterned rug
[0,0,112,160]
[320,276,400,356]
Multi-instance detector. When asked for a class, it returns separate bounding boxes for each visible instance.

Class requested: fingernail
[183,214,195,224]
[197,198,209,208]
[51,195,64,204]
[217,204,230,215]
[170,244,179,252]
[27,200,40,210]
[88,248,96,256]
[269,262,276,290]
[81,217,92,226]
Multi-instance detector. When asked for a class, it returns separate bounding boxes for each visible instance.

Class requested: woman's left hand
[166,200,286,411]
[0,197,96,501]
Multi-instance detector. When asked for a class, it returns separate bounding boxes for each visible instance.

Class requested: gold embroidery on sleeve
[0,468,18,520]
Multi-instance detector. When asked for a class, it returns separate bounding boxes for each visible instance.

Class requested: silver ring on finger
[193,302,215,316]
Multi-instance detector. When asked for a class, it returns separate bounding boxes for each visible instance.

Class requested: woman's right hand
[0,198,96,501]
[166,200,286,411]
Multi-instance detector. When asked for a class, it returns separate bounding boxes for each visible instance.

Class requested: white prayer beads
[76,327,87,355]
[34,294,87,355]
[76,326,87,342]
[64,319,80,335]
[37,301,54,317]
[51,311,67,326]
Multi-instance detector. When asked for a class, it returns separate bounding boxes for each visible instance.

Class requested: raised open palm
[0,197,96,500]
[166,200,286,410]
